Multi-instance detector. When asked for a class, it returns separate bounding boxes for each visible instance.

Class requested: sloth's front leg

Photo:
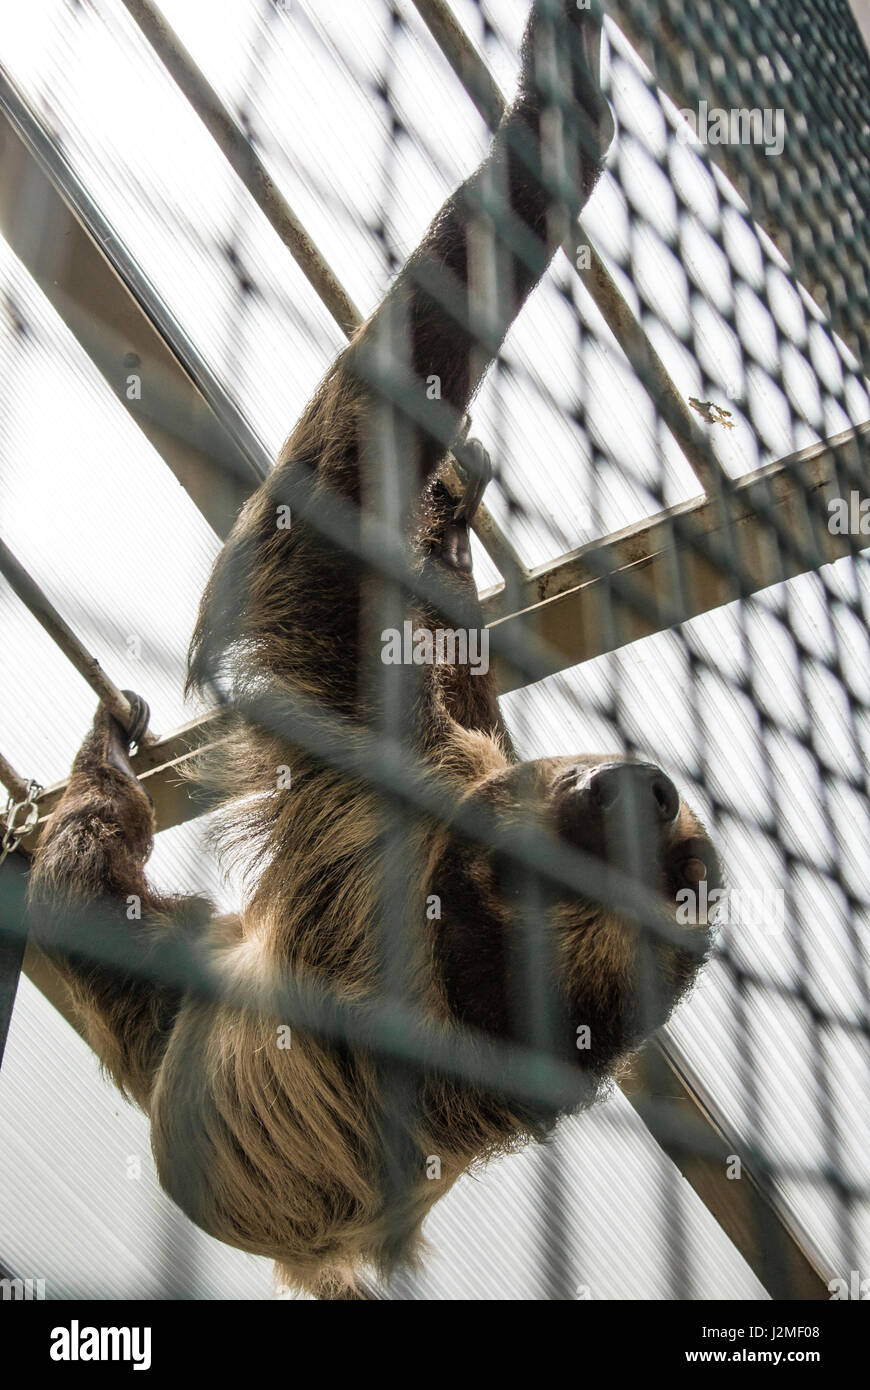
[27,695,210,1105]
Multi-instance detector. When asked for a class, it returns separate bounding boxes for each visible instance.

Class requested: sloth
[28,3,719,1298]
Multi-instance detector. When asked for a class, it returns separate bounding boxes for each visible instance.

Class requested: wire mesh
[0,0,868,1304]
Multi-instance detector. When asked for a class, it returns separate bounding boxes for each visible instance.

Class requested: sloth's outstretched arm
[27,705,212,1107]
[342,0,613,486]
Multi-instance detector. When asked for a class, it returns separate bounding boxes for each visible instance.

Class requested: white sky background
[0,0,869,1296]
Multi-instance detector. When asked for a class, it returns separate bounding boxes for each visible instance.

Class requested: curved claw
[120,689,151,747]
[440,518,474,575]
[105,691,152,801]
[451,437,493,524]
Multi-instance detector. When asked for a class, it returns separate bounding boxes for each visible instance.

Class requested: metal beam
[623,1040,831,1299]
[489,421,870,692]
[0,66,261,540]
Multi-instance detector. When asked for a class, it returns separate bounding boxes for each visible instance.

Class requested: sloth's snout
[586,762,679,824]
[555,761,680,849]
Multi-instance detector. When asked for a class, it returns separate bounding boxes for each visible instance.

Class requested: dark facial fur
[431,755,717,1080]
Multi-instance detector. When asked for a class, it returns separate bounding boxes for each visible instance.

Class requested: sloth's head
[430,753,720,1082]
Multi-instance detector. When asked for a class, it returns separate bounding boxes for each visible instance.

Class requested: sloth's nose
[555,761,681,852]
[586,762,680,824]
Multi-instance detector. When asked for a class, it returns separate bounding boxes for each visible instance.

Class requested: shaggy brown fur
[27,3,720,1298]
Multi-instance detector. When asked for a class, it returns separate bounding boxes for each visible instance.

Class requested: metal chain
[0,779,42,868]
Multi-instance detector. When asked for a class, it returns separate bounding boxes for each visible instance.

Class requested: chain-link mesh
[0,0,868,1304]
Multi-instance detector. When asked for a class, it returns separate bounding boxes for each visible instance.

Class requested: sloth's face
[430,754,720,1078]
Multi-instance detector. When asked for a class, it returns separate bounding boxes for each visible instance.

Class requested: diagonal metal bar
[119,0,361,338]
[0,535,154,742]
[623,1039,831,1298]
[0,751,29,804]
